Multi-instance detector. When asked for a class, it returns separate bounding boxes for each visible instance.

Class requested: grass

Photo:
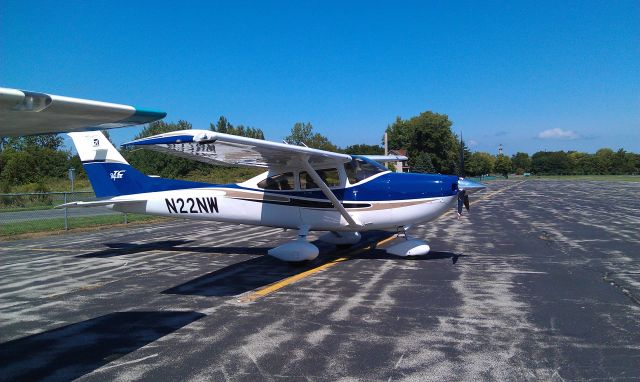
[4,178,94,193]
[530,175,640,182]
[0,213,164,237]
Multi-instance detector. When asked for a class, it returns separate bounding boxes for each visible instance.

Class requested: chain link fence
[0,192,130,234]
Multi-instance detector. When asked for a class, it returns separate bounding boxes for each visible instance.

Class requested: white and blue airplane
[0,87,485,261]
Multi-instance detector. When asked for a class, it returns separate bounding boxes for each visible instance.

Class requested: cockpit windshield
[344,156,388,184]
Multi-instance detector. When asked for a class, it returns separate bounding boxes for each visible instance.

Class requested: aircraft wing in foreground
[0,87,166,136]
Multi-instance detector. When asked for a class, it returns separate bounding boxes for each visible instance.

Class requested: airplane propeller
[457,134,487,197]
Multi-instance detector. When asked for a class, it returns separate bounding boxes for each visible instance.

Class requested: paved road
[1,180,639,381]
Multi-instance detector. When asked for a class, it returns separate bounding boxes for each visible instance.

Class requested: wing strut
[300,158,362,228]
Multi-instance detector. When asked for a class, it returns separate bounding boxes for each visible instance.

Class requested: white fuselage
[110,187,456,231]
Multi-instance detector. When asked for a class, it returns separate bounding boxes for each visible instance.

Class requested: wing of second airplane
[123,130,352,169]
[0,87,166,137]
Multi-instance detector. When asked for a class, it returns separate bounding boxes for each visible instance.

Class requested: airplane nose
[458,178,487,194]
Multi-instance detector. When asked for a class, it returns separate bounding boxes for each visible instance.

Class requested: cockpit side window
[257,172,295,190]
[299,168,340,189]
[344,157,387,184]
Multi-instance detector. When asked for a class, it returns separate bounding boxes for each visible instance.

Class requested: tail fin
[69,131,154,197]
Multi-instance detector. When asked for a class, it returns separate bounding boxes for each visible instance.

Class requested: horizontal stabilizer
[55,199,146,209]
[0,87,166,137]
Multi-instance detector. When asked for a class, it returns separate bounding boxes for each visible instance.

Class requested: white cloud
[537,128,579,140]
[468,139,478,146]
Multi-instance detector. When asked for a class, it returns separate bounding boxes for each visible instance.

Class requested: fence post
[124,213,128,224]
[63,192,68,230]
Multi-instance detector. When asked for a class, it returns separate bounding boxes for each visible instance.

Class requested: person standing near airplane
[457,189,467,219]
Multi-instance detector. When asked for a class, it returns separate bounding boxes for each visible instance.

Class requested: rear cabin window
[257,172,295,190]
[299,168,340,189]
[344,158,387,184]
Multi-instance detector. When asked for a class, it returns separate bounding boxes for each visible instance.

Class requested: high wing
[123,129,352,169]
[0,87,166,137]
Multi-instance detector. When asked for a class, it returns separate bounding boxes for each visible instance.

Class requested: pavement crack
[241,345,274,382]
[602,272,640,306]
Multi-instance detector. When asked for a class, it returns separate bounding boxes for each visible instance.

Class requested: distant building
[388,149,410,173]
[498,143,503,156]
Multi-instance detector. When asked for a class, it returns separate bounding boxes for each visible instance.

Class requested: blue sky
[1,1,638,155]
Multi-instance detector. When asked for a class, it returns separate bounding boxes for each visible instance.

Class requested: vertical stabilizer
[68,131,127,164]
[68,131,148,197]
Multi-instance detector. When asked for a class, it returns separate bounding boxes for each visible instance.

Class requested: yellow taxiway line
[238,235,397,303]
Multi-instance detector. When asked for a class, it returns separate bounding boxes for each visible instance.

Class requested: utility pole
[384,133,388,156]
[384,132,389,169]
[68,168,75,192]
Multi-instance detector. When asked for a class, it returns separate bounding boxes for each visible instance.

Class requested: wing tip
[119,107,167,125]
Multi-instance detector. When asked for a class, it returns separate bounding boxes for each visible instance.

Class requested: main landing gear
[268,226,430,262]
[268,226,319,262]
[385,226,431,257]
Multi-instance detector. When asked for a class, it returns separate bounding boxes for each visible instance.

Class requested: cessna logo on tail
[110,170,125,180]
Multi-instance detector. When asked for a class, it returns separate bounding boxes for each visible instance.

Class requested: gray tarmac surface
[1,179,639,381]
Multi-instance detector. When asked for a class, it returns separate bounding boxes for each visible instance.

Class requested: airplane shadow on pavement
[162,255,304,297]
[163,246,467,298]
[76,240,266,258]
[352,248,468,264]
[0,311,205,382]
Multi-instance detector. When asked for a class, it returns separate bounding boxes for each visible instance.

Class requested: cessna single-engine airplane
[0,87,485,261]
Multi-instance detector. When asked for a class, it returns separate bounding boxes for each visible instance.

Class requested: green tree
[343,144,384,155]
[531,151,571,175]
[511,152,531,174]
[455,137,472,176]
[594,148,614,174]
[385,111,458,174]
[411,152,436,173]
[612,148,635,174]
[466,152,495,176]
[568,151,586,174]
[0,134,68,186]
[210,116,265,139]
[4,134,64,151]
[494,154,512,177]
[285,122,338,151]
